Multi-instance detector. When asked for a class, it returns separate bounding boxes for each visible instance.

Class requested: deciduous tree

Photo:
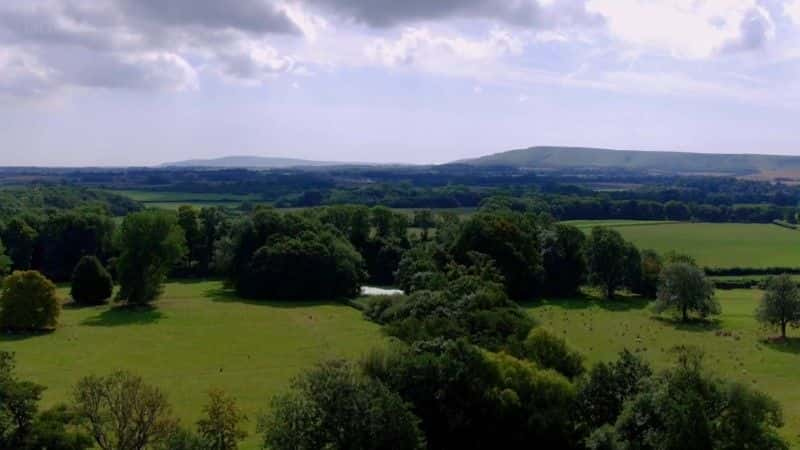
[757,274,800,339]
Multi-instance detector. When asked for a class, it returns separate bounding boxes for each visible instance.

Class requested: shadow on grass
[0,329,55,342]
[651,316,722,332]
[761,337,800,355]
[522,292,651,312]
[204,287,338,309]
[81,305,164,327]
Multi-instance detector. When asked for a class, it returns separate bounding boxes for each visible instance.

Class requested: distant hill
[162,155,345,168]
[455,146,800,176]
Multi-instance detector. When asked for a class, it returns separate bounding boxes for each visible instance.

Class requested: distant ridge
[454,146,800,175]
[162,155,345,168]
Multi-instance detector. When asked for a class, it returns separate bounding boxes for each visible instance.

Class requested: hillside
[457,146,800,176]
[162,155,343,168]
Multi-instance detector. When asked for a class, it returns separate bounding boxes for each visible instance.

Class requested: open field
[564,220,800,268]
[0,281,383,449]
[526,289,800,446]
[107,190,261,210]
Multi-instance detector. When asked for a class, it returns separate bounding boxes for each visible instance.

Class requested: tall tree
[176,206,201,273]
[73,371,178,450]
[0,239,11,279]
[654,263,718,322]
[585,227,628,299]
[197,389,248,450]
[757,274,800,339]
[1,218,37,270]
[115,211,186,305]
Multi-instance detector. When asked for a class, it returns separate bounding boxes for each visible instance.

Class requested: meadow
[564,220,800,268]
[0,281,384,449]
[106,190,262,210]
[526,289,800,446]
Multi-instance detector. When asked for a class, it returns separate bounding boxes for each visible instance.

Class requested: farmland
[526,289,800,446]
[0,281,384,449]
[565,220,800,269]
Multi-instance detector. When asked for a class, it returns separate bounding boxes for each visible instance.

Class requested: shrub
[521,328,585,379]
[0,271,60,331]
[70,256,113,306]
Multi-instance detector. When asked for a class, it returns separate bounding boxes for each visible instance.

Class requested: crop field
[0,281,383,449]
[564,220,800,268]
[526,289,800,446]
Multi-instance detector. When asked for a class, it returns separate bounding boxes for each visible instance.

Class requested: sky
[2,0,800,166]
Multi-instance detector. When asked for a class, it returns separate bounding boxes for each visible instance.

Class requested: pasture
[0,281,383,449]
[107,190,261,210]
[526,289,800,446]
[564,220,800,268]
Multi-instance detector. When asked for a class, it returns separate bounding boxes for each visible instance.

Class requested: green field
[107,190,261,210]
[0,281,383,449]
[526,289,800,446]
[564,221,800,268]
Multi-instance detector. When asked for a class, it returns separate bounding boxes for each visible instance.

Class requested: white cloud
[366,27,523,67]
[785,0,800,24]
[587,0,774,59]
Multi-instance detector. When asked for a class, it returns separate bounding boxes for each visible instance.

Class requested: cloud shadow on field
[81,306,164,327]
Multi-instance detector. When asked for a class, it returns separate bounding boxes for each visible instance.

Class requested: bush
[70,256,113,306]
[0,271,60,331]
[521,328,585,379]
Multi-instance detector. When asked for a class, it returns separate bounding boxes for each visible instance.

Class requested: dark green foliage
[362,236,406,285]
[613,347,787,450]
[38,211,115,282]
[115,211,187,305]
[585,227,628,299]
[0,239,10,279]
[362,339,577,450]
[756,274,800,339]
[622,242,642,293]
[638,249,663,298]
[368,263,533,351]
[453,212,544,300]
[0,186,140,222]
[0,271,60,331]
[521,328,585,379]
[70,256,113,306]
[259,360,424,450]
[0,352,91,450]
[237,230,364,300]
[1,218,36,270]
[541,224,586,296]
[228,209,365,300]
[176,205,201,274]
[576,350,653,431]
[655,263,718,321]
[394,243,447,294]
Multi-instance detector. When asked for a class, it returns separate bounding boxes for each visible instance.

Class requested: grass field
[0,281,384,449]
[564,220,800,268]
[526,289,800,446]
[108,190,261,210]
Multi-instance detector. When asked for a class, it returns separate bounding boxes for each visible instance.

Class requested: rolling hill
[456,146,800,176]
[162,155,344,168]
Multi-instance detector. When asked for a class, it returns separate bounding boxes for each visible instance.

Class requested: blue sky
[2,0,800,166]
